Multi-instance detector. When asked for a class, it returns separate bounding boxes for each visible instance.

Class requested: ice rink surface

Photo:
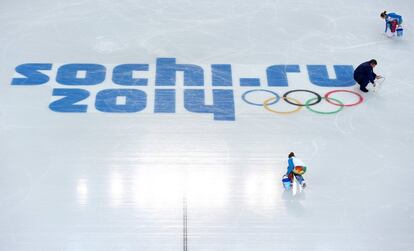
[1,0,414,250]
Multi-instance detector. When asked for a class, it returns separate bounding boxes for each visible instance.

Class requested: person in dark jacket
[353,59,381,92]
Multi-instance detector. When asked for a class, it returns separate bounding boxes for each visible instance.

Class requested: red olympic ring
[324,90,364,107]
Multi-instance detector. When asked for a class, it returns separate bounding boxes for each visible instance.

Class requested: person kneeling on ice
[285,152,307,189]
[353,59,382,93]
[380,11,403,37]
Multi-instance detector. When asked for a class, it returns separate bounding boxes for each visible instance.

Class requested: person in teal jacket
[381,11,403,35]
[285,152,307,188]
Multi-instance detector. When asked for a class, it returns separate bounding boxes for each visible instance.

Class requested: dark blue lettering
[155,58,204,86]
[184,89,235,121]
[112,64,148,86]
[11,63,52,85]
[49,88,89,112]
[212,64,232,86]
[56,64,106,85]
[307,65,355,87]
[154,89,175,113]
[266,65,300,86]
[95,89,146,113]
[240,78,260,86]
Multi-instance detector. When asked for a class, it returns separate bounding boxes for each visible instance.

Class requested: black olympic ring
[282,89,322,107]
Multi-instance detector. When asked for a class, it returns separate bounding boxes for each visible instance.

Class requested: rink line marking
[334,40,388,50]
[183,195,188,251]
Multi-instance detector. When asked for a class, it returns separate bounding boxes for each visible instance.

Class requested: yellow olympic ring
[263,96,303,114]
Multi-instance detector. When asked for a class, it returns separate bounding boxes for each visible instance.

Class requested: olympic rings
[305,97,344,114]
[263,96,303,114]
[324,90,364,107]
[283,89,322,106]
[242,89,280,106]
[241,88,364,115]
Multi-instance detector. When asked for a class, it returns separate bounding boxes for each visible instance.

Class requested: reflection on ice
[76,178,88,206]
[131,167,229,209]
[244,172,279,209]
[109,172,124,207]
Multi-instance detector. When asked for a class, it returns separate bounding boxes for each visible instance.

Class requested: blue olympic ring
[241,89,280,106]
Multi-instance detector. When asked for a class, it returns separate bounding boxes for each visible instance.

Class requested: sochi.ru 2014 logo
[10,58,361,121]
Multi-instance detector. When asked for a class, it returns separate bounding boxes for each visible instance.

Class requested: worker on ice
[285,152,307,188]
[380,11,403,37]
[353,59,381,93]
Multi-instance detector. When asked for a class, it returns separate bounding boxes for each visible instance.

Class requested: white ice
[1,0,414,250]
